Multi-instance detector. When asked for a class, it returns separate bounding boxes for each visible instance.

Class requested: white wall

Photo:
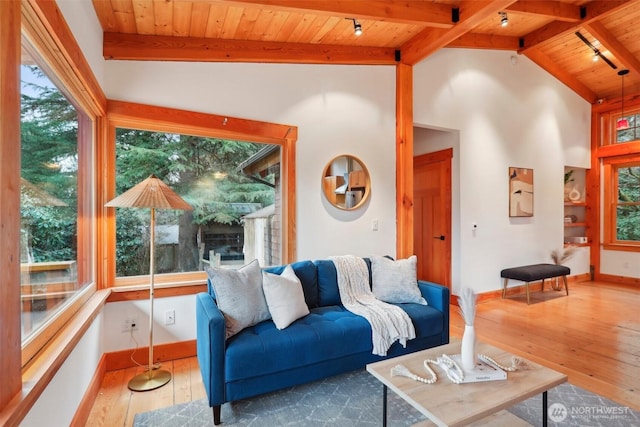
[103,61,398,260]
[413,49,591,294]
[21,312,104,427]
[104,295,196,351]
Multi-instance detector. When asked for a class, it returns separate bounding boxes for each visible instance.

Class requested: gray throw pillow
[262,265,310,330]
[371,255,427,305]
[206,259,271,339]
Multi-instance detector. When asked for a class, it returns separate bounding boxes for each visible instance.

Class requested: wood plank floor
[87,281,639,426]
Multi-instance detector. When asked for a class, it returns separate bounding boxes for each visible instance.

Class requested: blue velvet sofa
[196,258,450,425]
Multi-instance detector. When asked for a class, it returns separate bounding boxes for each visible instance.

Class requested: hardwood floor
[87,281,639,426]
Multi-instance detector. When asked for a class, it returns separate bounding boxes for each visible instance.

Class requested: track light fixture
[575,32,617,70]
[499,12,508,27]
[346,18,362,36]
[617,69,630,131]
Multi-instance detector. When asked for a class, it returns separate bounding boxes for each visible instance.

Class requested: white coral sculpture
[457,287,477,326]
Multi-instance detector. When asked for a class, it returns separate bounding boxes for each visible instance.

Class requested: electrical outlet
[165,309,175,325]
[123,317,138,332]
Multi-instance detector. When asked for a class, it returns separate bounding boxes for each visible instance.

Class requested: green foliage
[21,66,78,263]
[616,165,640,241]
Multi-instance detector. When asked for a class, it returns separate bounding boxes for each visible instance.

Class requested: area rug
[133,369,639,427]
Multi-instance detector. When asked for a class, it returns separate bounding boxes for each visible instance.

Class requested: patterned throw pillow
[262,265,310,329]
[371,255,427,305]
[206,259,271,339]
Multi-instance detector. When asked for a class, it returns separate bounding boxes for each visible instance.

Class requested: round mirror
[321,155,371,210]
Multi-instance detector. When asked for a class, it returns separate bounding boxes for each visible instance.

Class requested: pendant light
[617,69,630,131]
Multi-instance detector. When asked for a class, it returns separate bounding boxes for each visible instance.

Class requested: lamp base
[128,368,171,392]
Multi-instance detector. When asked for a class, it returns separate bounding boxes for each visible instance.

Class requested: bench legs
[502,276,568,304]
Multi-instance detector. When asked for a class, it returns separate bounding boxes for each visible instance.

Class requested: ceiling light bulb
[499,12,508,27]
[354,21,362,36]
[592,53,599,62]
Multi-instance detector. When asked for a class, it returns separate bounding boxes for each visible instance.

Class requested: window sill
[107,281,207,302]
[0,289,110,426]
[602,243,640,252]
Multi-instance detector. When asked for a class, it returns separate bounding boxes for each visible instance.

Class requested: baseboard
[72,354,107,426]
[596,273,640,287]
[450,274,588,305]
[104,339,197,371]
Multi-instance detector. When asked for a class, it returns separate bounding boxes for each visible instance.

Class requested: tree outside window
[615,164,640,241]
[113,129,281,278]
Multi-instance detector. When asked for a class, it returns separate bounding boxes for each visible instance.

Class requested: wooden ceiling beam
[217,0,454,27]
[524,48,598,103]
[518,0,633,53]
[448,33,520,51]
[400,0,517,65]
[584,20,640,77]
[506,1,581,22]
[103,32,398,64]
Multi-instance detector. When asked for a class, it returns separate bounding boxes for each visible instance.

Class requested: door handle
[433,235,445,240]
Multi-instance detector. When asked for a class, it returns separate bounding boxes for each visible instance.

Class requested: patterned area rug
[133,370,639,427]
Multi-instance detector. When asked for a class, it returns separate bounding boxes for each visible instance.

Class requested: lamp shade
[617,118,630,131]
[105,174,192,210]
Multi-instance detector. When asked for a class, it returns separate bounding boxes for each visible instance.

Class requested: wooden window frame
[602,154,640,252]
[101,101,298,288]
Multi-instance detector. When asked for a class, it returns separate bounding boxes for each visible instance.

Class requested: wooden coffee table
[366,341,567,427]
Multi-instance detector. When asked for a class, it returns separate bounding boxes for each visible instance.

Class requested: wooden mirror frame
[321,154,371,210]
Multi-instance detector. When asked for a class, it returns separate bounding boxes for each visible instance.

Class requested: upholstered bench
[500,263,570,304]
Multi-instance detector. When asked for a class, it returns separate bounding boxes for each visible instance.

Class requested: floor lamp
[106,174,192,391]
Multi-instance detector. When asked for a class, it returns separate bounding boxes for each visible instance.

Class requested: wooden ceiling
[92,0,640,103]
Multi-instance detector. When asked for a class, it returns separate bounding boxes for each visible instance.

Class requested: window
[105,102,297,288]
[612,107,640,144]
[603,157,640,248]
[19,39,95,365]
[112,128,281,280]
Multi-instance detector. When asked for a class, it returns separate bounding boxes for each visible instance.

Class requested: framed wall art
[509,167,533,217]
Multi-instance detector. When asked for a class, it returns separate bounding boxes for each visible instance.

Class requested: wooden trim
[70,354,107,427]
[396,63,413,258]
[597,273,640,287]
[107,284,207,303]
[0,0,23,412]
[104,340,197,372]
[0,290,109,427]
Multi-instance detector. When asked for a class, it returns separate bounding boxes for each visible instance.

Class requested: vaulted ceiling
[92,0,640,104]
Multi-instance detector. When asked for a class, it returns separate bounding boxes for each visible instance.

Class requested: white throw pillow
[371,255,427,305]
[262,265,310,330]
[206,259,271,339]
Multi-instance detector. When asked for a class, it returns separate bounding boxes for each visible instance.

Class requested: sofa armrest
[196,292,226,407]
[418,281,450,344]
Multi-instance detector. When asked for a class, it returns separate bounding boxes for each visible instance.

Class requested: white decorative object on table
[458,287,478,372]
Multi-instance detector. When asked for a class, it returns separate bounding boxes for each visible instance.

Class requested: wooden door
[413,149,452,288]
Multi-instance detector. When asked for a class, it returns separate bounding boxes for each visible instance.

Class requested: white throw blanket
[330,255,416,356]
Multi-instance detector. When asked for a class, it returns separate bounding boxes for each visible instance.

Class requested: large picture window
[20,43,94,363]
[113,129,282,280]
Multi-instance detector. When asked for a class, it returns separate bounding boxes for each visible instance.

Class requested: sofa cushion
[315,259,341,306]
[263,260,318,309]
[206,259,271,339]
[225,305,373,381]
[262,265,310,330]
[393,302,444,338]
[371,255,427,305]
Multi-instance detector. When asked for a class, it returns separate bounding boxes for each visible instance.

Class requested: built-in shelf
[564,167,589,247]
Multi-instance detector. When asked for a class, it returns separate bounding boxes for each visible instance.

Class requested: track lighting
[346,18,362,36]
[499,12,508,27]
